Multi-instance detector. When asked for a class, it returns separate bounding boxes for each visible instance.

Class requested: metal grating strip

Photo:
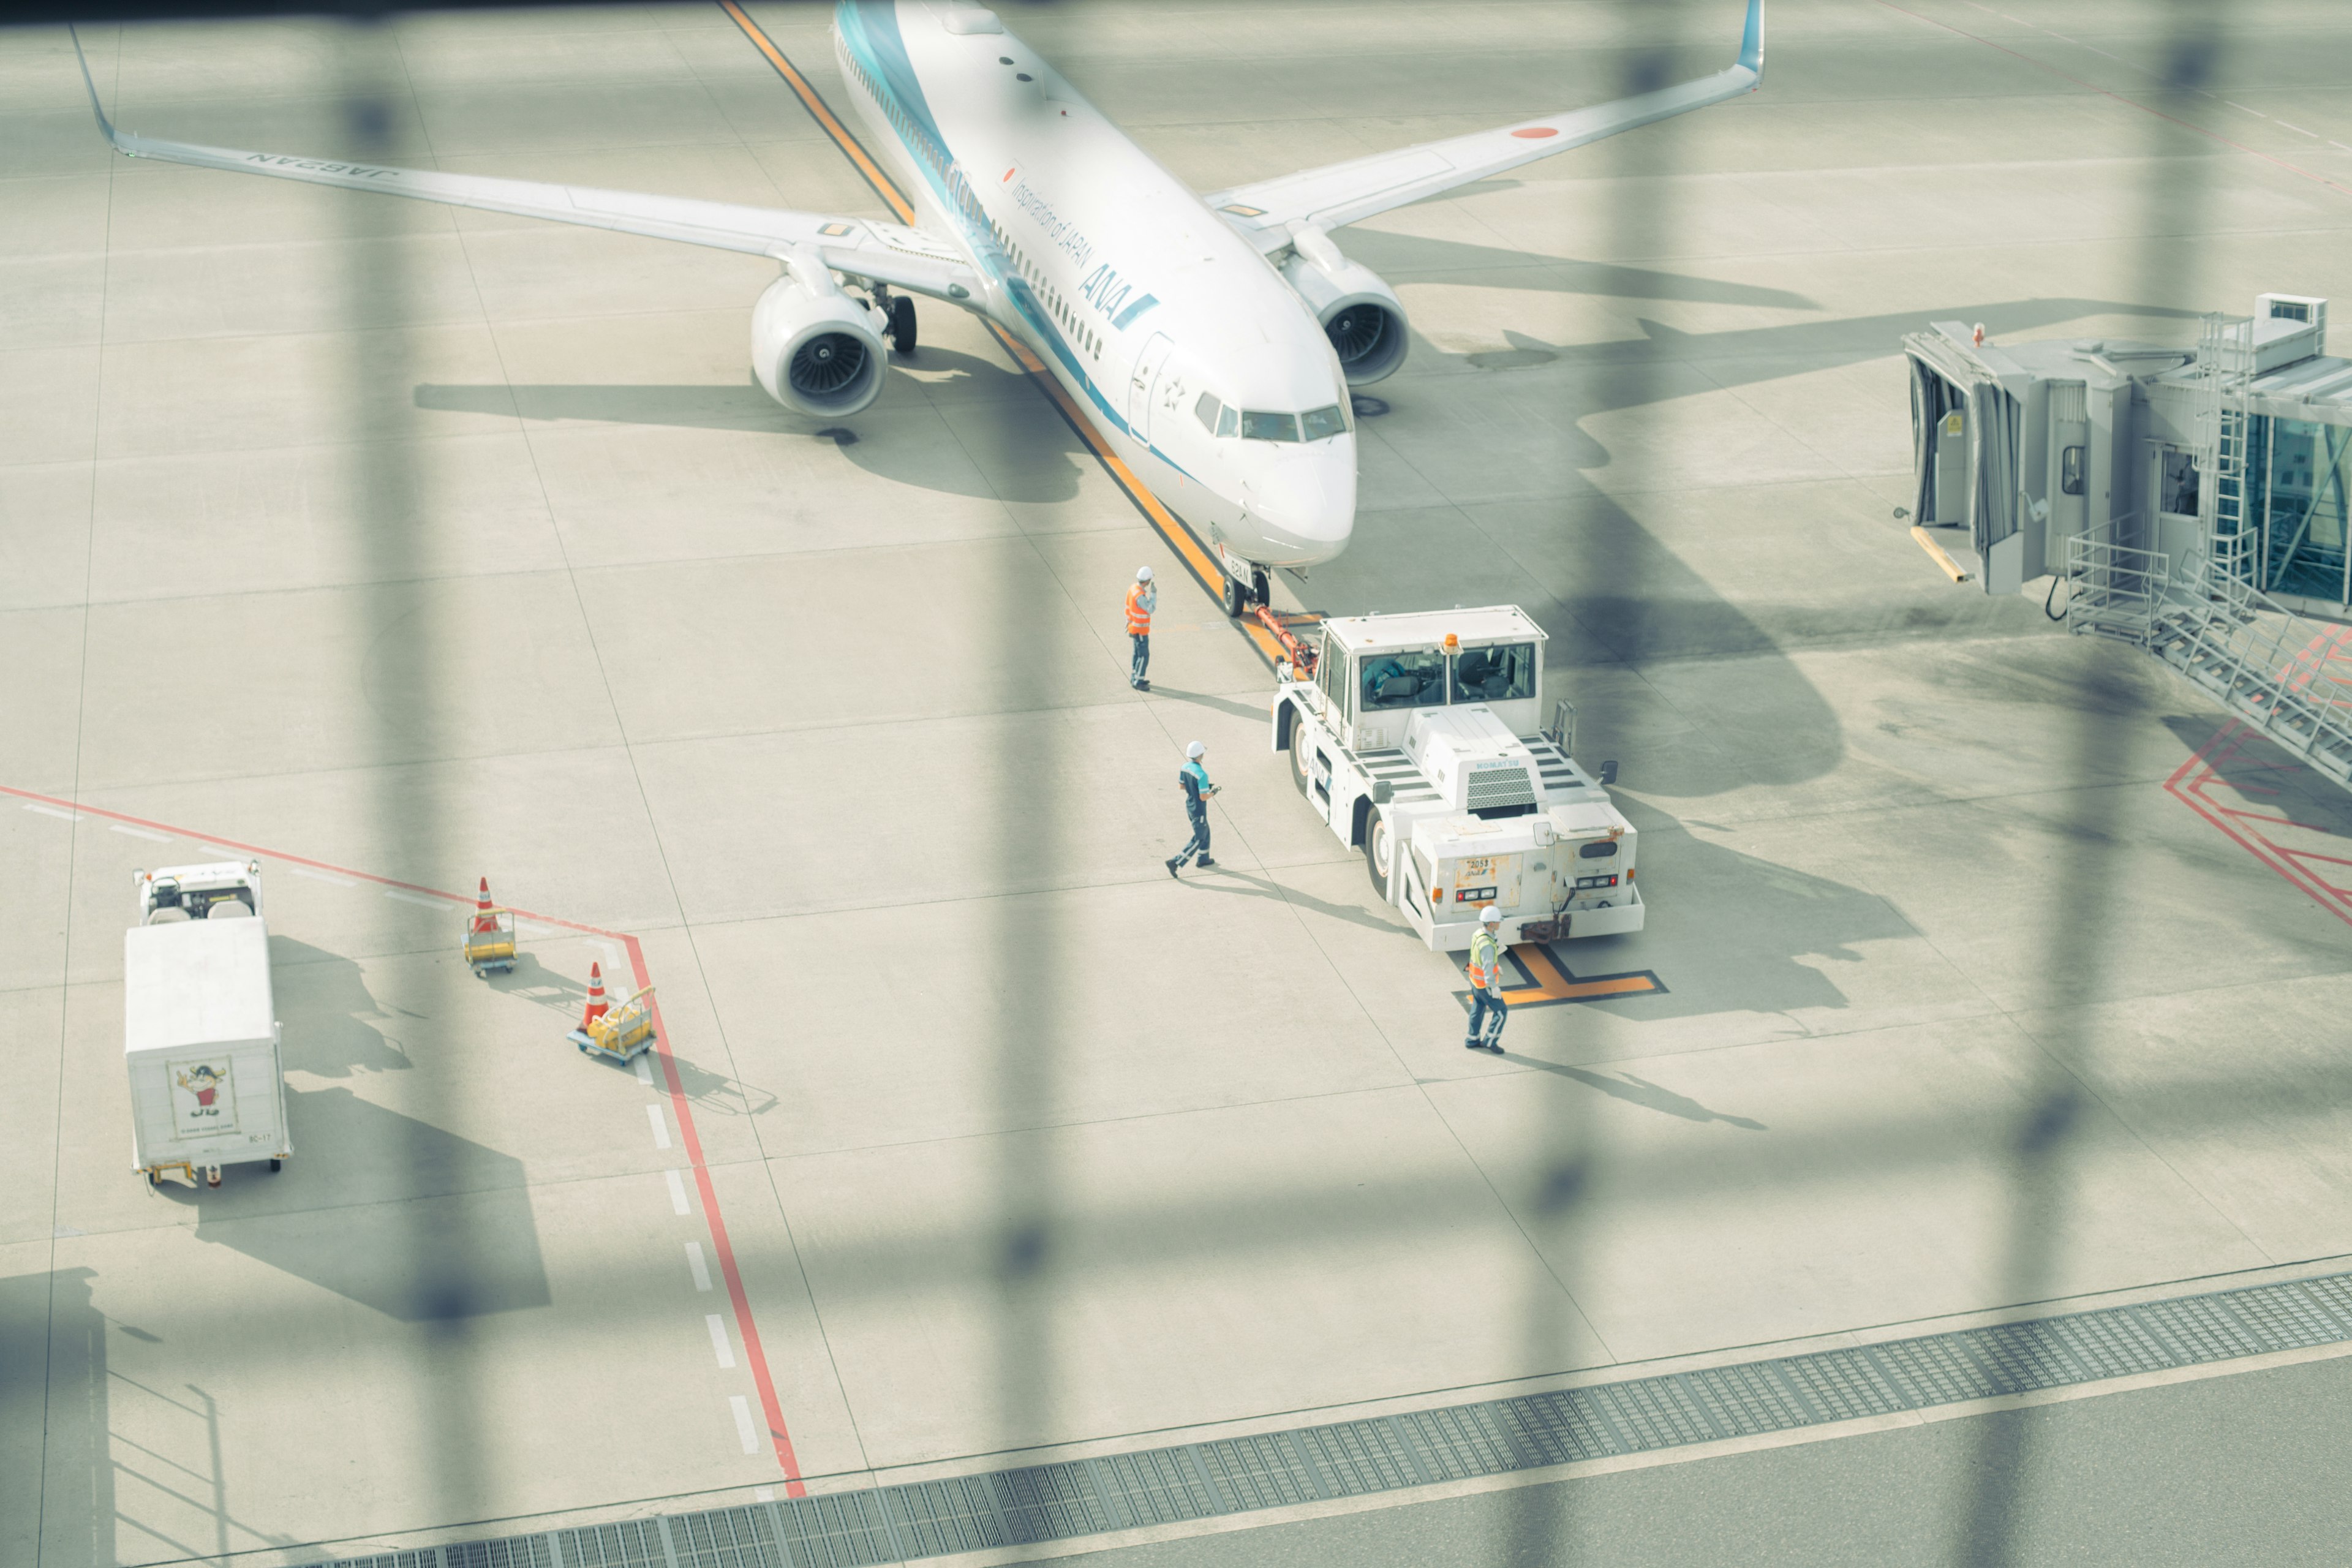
[300,1269,2352,1568]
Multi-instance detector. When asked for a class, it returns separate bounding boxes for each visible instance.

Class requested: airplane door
[1127,333,1172,443]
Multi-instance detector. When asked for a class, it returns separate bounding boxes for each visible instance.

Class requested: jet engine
[750,259,889,418]
[1278,227,1409,386]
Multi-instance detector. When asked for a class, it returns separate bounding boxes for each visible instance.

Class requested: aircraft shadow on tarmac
[168,1085,552,1323]
[1321,296,2204,796]
[415,346,1087,503]
[1337,229,1823,311]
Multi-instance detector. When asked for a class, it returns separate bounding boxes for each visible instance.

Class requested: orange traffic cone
[471,876,499,935]
[580,962,609,1031]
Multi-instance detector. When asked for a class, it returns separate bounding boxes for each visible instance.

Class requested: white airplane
[75,0,1763,616]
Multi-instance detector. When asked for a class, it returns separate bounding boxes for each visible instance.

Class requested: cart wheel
[270,1158,282,1172]
[146,1169,160,1187]
[205,1169,222,1189]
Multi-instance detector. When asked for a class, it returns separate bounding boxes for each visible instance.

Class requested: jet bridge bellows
[1902,296,2352,791]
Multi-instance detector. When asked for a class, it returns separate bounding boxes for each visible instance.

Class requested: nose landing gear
[1218,559,1273,619]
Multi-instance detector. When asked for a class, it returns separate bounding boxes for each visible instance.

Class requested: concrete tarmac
[5,1,2352,1562]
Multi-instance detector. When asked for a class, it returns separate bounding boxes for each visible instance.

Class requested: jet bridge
[1901,296,2352,791]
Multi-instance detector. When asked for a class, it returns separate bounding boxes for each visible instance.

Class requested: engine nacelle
[1278,229,1410,386]
[751,268,889,418]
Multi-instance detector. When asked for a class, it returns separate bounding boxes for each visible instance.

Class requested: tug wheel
[1365,812,1396,899]
[1290,727,1314,799]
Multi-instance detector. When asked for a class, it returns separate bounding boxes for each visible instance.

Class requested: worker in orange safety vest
[1126,565,1156,690]
[1464,905,1507,1054]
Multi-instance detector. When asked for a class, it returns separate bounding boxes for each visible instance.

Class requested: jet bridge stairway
[2064,315,2352,790]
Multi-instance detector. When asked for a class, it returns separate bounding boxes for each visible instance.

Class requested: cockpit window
[1449,643,1537,703]
[1360,648,1449,710]
[1241,410,1300,442]
[1301,404,1348,440]
[1195,391,1222,432]
[1216,404,1237,437]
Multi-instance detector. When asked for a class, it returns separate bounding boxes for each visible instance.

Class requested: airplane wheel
[889,295,916,355]
[1365,812,1395,899]
[1251,567,1271,606]
[1221,572,1246,618]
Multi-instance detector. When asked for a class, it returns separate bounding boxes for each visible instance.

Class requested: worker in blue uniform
[1166,739,1218,875]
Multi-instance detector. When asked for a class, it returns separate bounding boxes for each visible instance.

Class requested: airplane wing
[69,29,981,306]
[1202,0,1763,251]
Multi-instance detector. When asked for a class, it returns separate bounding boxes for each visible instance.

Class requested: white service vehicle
[124,861,289,1189]
[1272,606,1644,952]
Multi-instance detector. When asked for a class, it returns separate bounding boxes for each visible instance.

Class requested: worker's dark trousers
[1130,632,1150,687]
[1467,988,1507,1046]
[1174,807,1210,867]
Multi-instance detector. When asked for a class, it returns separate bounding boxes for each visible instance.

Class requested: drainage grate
[304,1269,2352,1568]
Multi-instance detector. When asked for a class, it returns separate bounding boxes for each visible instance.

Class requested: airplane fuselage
[832,0,1357,572]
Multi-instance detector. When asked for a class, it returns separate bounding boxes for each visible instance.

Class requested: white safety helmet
[1479,905,1501,925]
[1136,565,1155,582]
[1186,741,1205,759]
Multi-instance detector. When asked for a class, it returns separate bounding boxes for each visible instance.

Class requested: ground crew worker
[1126,566,1157,690]
[1166,740,1218,875]
[1465,905,1507,1053]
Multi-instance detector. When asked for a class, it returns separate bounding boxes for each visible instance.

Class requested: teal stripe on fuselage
[832,0,1193,477]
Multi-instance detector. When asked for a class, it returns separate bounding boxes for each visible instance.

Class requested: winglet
[67,26,125,149]
[1738,0,1765,83]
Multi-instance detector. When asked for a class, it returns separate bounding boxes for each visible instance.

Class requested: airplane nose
[1243,440,1356,562]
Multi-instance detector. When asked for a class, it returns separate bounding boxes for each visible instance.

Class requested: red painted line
[626,932,802,1488]
[0,780,806,1488]
[2164,725,2352,930]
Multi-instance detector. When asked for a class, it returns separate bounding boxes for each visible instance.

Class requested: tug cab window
[1360,647,1449,710]
[1450,643,1536,703]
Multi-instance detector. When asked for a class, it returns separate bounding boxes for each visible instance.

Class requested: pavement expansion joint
[295,1265,2352,1568]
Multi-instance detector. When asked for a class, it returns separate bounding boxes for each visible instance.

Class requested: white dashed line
[2225,100,2266,118]
[2277,121,2319,138]
[199,845,249,860]
[385,890,444,909]
[634,1052,654,1087]
[647,1104,671,1150]
[592,940,622,970]
[755,1487,775,1503]
[706,1313,736,1369]
[291,866,358,886]
[23,803,81,821]
[666,1167,691,1215]
[686,1240,712,1292]
[109,823,170,842]
[514,921,555,940]
[730,1395,760,1454]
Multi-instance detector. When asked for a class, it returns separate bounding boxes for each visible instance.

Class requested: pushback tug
[1271,606,1643,952]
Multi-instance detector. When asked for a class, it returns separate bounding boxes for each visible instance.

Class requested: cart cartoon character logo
[179,1064,225,1107]
[169,1060,239,1136]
